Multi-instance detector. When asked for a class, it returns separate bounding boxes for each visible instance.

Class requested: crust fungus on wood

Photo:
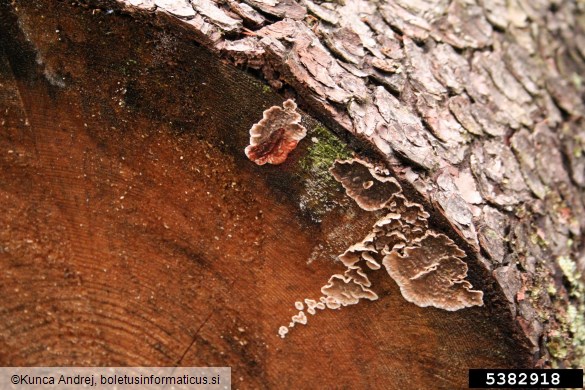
[330,159,401,211]
[291,311,308,325]
[245,99,307,165]
[304,299,325,315]
[278,326,289,339]
[281,158,482,337]
[320,274,379,308]
[382,232,484,311]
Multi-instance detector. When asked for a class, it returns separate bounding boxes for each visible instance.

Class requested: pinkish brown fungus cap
[361,252,381,270]
[387,194,430,225]
[330,159,401,211]
[245,99,307,165]
[338,232,377,267]
[321,274,378,308]
[344,265,372,287]
[382,232,483,311]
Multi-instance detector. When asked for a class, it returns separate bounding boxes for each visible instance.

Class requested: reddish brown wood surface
[0,2,534,389]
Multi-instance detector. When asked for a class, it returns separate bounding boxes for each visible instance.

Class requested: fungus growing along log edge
[245,99,307,165]
[279,158,483,338]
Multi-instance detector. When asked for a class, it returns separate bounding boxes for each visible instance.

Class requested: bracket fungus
[329,159,401,211]
[382,232,484,311]
[280,158,483,338]
[245,99,307,165]
[321,274,379,308]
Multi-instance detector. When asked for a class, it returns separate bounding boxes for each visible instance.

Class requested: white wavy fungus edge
[279,158,483,338]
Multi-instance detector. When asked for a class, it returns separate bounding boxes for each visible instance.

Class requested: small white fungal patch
[320,296,341,310]
[278,326,289,338]
[291,311,307,325]
[304,299,325,315]
[294,301,304,311]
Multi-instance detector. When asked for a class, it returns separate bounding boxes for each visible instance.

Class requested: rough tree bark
[0,0,584,388]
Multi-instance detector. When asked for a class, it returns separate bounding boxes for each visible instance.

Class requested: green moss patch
[296,125,353,222]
